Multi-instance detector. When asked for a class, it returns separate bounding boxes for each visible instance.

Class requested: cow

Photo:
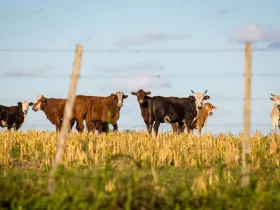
[32,94,75,132]
[184,102,218,137]
[270,93,280,133]
[131,89,181,134]
[84,92,128,134]
[0,100,33,131]
[148,90,210,137]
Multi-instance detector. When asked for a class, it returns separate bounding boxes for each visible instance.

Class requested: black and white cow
[270,93,280,133]
[148,90,210,137]
[0,101,33,130]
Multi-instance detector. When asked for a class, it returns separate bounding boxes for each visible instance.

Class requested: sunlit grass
[1,131,280,209]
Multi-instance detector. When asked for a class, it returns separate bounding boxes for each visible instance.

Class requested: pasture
[1,130,280,209]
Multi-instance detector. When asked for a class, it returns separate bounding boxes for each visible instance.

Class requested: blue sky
[1,0,280,134]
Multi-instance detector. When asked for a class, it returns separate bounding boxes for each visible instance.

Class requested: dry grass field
[1,130,280,209]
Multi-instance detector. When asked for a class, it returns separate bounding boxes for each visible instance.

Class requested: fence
[0,45,279,134]
[1,43,280,190]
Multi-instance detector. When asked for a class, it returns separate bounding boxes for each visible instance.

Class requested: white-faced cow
[0,100,33,130]
[32,94,73,132]
[148,90,210,137]
[270,93,280,133]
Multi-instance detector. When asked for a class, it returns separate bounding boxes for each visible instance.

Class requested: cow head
[191,90,210,110]
[32,94,47,112]
[270,93,280,110]
[203,103,218,116]
[131,89,151,104]
[19,100,34,115]
[112,92,128,107]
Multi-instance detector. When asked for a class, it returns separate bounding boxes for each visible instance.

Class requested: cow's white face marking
[20,100,33,125]
[115,92,128,107]
[21,101,30,115]
[191,90,210,111]
[32,94,44,111]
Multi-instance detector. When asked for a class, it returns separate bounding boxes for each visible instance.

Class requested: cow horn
[204,90,208,94]
[191,90,194,93]
[271,93,275,97]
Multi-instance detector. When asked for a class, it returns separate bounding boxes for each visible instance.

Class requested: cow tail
[86,99,92,130]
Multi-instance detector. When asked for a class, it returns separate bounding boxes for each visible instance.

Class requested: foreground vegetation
[1,131,280,209]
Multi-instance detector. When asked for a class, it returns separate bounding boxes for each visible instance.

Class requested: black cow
[0,101,33,131]
[148,90,210,137]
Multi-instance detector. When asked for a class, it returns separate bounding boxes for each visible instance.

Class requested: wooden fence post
[48,44,83,194]
[241,42,252,187]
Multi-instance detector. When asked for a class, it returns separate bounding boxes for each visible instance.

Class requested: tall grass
[0,130,279,170]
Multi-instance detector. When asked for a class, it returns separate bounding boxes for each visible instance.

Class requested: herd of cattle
[0,90,280,136]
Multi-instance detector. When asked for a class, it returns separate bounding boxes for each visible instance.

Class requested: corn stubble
[1,130,280,209]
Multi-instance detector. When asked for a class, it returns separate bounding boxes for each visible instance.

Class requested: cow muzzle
[117,102,123,107]
[198,106,203,110]
[139,100,144,104]
[209,112,213,116]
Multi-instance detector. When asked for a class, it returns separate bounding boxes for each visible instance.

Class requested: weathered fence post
[241,42,252,187]
[48,44,83,194]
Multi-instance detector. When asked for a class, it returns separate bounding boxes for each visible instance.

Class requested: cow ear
[270,97,275,101]
[123,94,128,99]
[204,95,210,100]
[18,102,22,106]
[29,102,34,106]
[131,92,136,95]
[212,105,218,109]
[146,91,151,95]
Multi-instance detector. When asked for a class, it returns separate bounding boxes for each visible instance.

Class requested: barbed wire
[0,48,280,53]
[1,73,280,78]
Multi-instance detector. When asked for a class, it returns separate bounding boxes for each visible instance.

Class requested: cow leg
[197,126,202,138]
[75,119,84,132]
[171,123,178,134]
[70,120,75,130]
[55,119,62,132]
[273,122,277,133]
[112,123,118,132]
[102,122,110,134]
[178,121,185,134]
[187,127,193,135]
[86,121,93,133]
[185,114,195,135]
[153,121,160,137]
[14,125,21,131]
[145,122,152,134]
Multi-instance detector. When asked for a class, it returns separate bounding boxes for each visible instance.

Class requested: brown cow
[185,102,217,137]
[32,94,75,132]
[131,89,184,135]
[86,92,128,134]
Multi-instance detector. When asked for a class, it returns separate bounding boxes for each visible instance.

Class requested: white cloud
[231,23,280,43]
[4,66,55,77]
[101,74,171,91]
[112,30,191,47]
